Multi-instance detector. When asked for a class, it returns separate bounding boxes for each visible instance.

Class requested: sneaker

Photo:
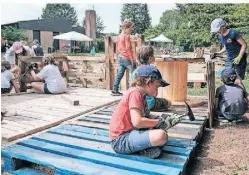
[139,147,162,159]
[111,90,123,96]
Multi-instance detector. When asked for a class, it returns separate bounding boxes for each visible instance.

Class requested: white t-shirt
[37,65,67,94]
[4,46,15,64]
[1,70,14,88]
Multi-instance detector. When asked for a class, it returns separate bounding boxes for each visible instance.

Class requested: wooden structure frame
[104,35,144,90]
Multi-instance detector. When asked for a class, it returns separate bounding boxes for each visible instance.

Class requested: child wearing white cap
[210,18,247,89]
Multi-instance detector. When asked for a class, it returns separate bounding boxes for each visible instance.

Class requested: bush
[1,26,28,44]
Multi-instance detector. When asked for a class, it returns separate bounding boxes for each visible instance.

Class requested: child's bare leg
[149,129,167,146]
[31,82,45,93]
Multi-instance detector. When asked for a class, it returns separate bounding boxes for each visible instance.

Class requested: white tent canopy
[149,34,173,43]
[53,31,93,41]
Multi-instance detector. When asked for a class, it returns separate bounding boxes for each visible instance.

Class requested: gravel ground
[187,115,249,175]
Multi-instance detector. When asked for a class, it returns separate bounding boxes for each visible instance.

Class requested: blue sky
[1,3,176,33]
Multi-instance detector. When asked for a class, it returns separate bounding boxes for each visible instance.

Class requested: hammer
[161,101,195,121]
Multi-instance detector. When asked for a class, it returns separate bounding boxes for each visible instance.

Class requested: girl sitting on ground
[29,56,67,94]
[1,60,20,94]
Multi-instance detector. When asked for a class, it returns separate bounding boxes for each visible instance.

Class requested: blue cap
[135,65,170,87]
[210,18,226,33]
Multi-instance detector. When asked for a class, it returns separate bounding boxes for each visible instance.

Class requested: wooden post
[19,58,27,92]
[85,10,96,45]
[105,36,112,90]
[206,61,216,128]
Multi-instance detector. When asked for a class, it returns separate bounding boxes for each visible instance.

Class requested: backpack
[34,45,44,56]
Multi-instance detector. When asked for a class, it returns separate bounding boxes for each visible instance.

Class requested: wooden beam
[206,61,215,128]
[61,94,80,106]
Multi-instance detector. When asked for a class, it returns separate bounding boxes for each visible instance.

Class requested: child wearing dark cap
[109,65,191,159]
[215,68,248,122]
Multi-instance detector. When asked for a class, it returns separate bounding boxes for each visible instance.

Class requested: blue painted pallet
[2,124,197,175]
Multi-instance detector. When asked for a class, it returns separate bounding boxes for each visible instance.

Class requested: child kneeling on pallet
[215,68,248,122]
[109,65,189,159]
[29,56,67,94]
[1,60,20,94]
[131,46,172,111]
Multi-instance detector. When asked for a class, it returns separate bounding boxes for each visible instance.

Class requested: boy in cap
[109,65,190,159]
[131,46,171,111]
[215,68,248,122]
[211,18,247,89]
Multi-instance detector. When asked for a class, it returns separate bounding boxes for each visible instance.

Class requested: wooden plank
[48,127,192,159]
[66,71,104,79]
[61,94,79,106]
[35,133,188,168]
[2,145,145,175]
[12,168,48,175]
[58,125,196,148]
[68,121,196,140]
[19,139,182,174]
[1,92,35,97]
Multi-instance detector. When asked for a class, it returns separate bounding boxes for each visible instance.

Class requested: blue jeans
[113,56,135,91]
[111,130,151,154]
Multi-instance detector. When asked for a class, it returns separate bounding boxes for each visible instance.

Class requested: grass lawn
[188,74,249,96]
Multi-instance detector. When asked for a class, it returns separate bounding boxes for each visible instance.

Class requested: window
[33,30,40,43]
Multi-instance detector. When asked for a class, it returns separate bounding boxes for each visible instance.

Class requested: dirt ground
[187,115,249,175]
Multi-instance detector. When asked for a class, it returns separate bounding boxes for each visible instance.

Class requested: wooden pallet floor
[2,103,207,175]
[1,88,121,142]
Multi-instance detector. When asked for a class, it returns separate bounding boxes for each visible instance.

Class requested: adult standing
[211,18,248,89]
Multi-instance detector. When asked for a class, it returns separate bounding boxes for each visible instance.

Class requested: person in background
[111,19,136,96]
[215,68,248,122]
[4,41,23,73]
[32,39,44,56]
[131,46,171,111]
[29,56,67,94]
[1,60,20,94]
[211,18,247,89]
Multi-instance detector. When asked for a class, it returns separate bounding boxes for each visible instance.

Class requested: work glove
[232,55,242,65]
[154,114,181,131]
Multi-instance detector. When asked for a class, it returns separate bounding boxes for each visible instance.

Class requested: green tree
[120,3,151,34]
[41,4,78,26]
[1,26,28,45]
[82,14,106,33]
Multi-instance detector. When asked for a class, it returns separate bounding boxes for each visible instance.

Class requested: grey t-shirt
[216,84,248,115]
[37,65,67,94]
[1,70,14,88]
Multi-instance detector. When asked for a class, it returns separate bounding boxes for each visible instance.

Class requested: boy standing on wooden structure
[109,65,191,159]
[132,46,172,111]
[111,19,136,96]
[215,68,248,122]
[211,18,248,89]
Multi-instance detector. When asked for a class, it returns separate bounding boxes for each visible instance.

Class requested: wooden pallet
[1,88,121,142]
[2,104,207,175]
